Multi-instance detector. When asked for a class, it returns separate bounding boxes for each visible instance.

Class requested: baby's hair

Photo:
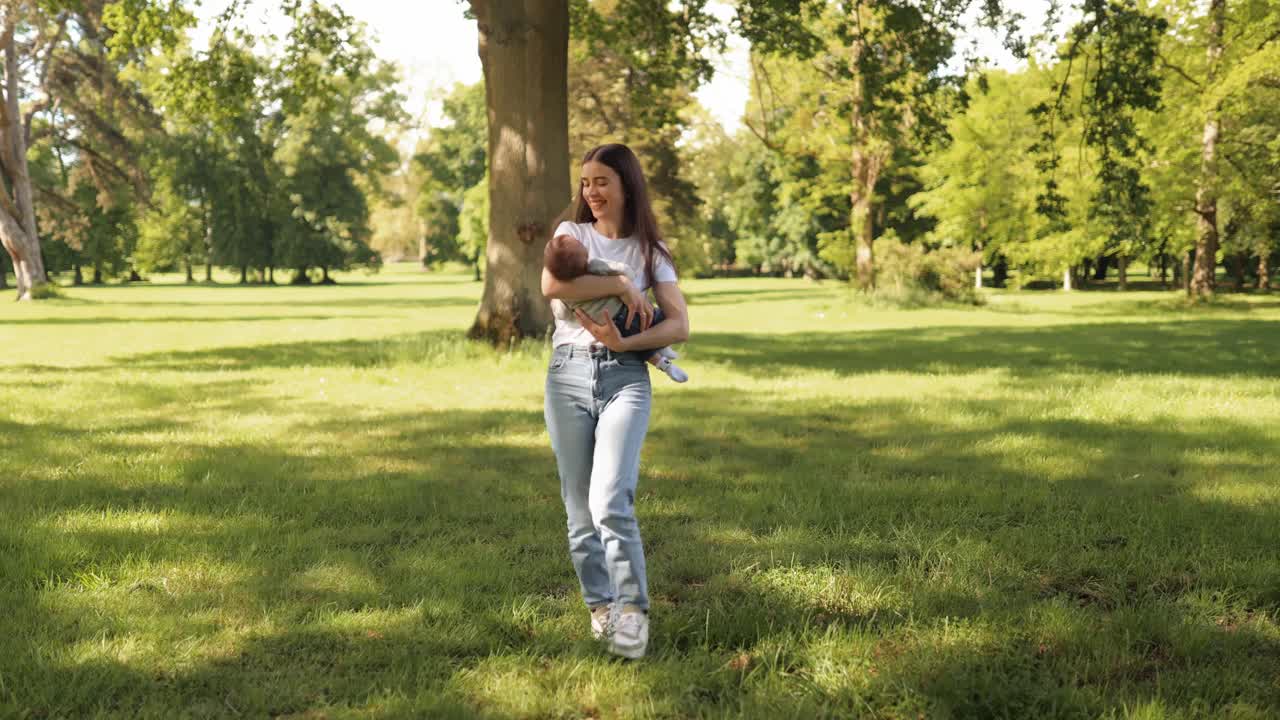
[544,235,589,281]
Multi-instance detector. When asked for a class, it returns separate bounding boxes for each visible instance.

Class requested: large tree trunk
[0,16,47,301]
[467,0,568,345]
[1191,0,1225,298]
[1117,255,1128,291]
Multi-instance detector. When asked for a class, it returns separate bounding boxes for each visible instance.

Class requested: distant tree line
[1,0,401,298]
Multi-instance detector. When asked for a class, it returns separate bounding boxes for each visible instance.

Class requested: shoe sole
[608,642,646,659]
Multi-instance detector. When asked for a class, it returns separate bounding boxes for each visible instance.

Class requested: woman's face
[580,160,626,224]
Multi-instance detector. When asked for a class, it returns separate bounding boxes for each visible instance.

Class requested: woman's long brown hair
[572,143,677,287]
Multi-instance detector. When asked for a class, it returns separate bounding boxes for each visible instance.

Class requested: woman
[541,143,690,660]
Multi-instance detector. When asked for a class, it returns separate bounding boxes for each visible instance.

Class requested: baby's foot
[655,357,689,383]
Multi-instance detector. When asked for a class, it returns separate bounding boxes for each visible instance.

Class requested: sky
[194,0,1072,142]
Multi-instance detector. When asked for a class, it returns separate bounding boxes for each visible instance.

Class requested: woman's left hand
[575,308,629,352]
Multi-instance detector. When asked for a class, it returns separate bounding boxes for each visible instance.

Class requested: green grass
[2,264,1278,719]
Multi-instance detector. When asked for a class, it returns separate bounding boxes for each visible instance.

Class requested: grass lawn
[2,264,1278,719]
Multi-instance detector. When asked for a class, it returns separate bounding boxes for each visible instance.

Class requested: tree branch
[1254,27,1280,53]
[23,12,70,147]
[742,115,781,152]
[1158,51,1202,89]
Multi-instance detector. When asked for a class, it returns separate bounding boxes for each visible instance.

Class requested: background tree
[912,70,1044,288]
[413,81,486,275]
[271,0,401,284]
[735,0,1016,289]
[567,0,722,275]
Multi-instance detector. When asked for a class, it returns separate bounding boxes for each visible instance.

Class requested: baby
[545,235,689,383]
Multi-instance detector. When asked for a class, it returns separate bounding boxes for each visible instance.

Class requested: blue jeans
[544,344,651,610]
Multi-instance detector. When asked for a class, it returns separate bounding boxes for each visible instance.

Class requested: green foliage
[272,1,402,276]
[734,0,1001,283]
[102,0,196,59]
[911,72,1041,264]
[457,175,489,279]
[873,232,982,305]
[413,82,487,270]
[568,0,725,275]
[121,0,402,281]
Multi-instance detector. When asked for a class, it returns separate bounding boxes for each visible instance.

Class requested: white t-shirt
[550,220,677,348]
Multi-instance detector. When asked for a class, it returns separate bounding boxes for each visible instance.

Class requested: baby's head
[544,235,588,281]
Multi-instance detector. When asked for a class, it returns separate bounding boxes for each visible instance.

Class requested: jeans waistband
[558,343,643,362]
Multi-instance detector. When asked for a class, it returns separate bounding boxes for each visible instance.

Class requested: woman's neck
[593,216,624,239]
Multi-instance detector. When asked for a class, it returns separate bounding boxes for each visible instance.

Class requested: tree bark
[1093,254,1110,281]
[1258,250,1270,292]
[1182,249,1193,294]
[1063,266,1073,291]
[851,148,881,290]
[1118,255,1128,291]
[992,255,1008,287]
[0,14,48,300]
[847,32,882,291]
[185,261,193,283]
[1191,0,1225,298]
[1228,253,1245,291]
[467,0,568,345]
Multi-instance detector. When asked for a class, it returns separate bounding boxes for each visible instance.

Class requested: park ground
[1,264,1278,718]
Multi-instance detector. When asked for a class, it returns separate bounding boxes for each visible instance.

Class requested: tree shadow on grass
[691,318,1280,378]
[92,295,477,311]
[2,401,575,718]
[77,315,1280,379]
[0,313,390,326]
[104,329,499,371]
[5,335,1280,716]
[985,294,1280,317]
[630,387,1280,715]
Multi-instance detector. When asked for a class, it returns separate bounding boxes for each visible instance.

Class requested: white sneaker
[590,604,614,640]
[609,605,648,659]
[655,357,689,383]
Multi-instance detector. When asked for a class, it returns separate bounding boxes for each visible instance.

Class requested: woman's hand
[574,308,629,352]
[617,277,652,332]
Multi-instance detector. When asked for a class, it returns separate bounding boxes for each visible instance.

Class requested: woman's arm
[574,280,689,352]
[541,266,630,301]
